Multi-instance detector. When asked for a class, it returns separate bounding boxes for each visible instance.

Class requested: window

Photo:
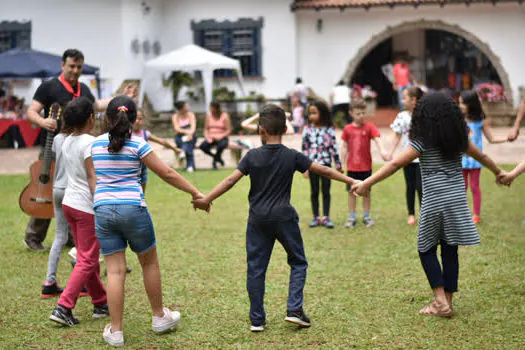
[0,21,31,53]
[192,18,263,77]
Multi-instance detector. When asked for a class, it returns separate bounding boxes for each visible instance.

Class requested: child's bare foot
[418,299,453,317]
[407,215,416,225]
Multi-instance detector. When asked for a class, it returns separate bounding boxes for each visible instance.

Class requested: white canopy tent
[140,44,245,111]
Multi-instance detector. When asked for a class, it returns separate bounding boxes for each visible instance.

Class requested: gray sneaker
[363,216,375,227]
[344,216,357,228]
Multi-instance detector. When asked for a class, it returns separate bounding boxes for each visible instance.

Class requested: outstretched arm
[148,134,182,153]
[388,132,402,160]
[508,97,525,141]
[241,113,259,132]
[192,170,244,210]
[482,121,507,144]
[353,146,419,196]
[309,163,355,186]
[465,140,502,176]
[373,137,390,161]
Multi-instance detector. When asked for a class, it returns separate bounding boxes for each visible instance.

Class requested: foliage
[1,168,524,349]
[332,110,348,129]
[163,71,194,106]
[476,83,507,103]
[352,84,378,102]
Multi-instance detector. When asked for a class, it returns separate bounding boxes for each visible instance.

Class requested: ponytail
[105,95,138,153]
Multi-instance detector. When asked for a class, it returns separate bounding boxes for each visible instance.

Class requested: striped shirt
[90,133,153,208]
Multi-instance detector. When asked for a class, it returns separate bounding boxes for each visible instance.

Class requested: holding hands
[350,180,370,197]
[192,193,211,212]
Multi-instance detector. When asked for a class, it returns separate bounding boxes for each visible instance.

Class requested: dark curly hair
[62,97,94,132]
[106,96,137,153]
[308,101,333,127]
[460,90,485,121]
[409,92,469,160]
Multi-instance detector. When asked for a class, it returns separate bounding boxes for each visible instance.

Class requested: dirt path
[1,128,523,175]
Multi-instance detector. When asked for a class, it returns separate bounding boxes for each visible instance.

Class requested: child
[341,99,389,228]
[133,108,181,192]
[291,96,304,134]
[352,92,503,316]
[459,90,507,223]
[172,101,196,172]
[42,117,73,298]
[388,87,425,225]
[192,104,356,332]
[49,97,109,326]
[88,96,203,347]
[498,161,525,185]
[302,101,342,228]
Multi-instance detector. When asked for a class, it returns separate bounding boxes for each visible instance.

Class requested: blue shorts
[95,205,156,256]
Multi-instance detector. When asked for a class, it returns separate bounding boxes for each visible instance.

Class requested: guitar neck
[40,129,55,176]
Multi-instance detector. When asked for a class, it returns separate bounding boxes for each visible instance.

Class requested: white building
[1,0,524,110]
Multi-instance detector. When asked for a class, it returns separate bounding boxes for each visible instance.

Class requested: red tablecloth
[0,119,42,147]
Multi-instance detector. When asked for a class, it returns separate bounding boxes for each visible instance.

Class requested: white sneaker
[68,247,77,260]
[179,151,186,160]
[152,307,181,334]
[103,324,124,347]
[250,324,264,332]
[186,166,194,173]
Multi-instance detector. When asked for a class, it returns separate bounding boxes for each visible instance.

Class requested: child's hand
[497,171,514,186]
[381,152,391,162]
[192,195,211,212]
[303,170,309,179]
[337,167,344,174]
[351,180,370,197]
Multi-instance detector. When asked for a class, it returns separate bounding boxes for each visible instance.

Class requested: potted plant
[475,83,510,117]
[352,84,378,116]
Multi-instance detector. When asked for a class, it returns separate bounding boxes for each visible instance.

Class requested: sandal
[418,300,453,317]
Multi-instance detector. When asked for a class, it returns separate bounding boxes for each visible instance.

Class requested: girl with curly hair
[352,92,503,317]
[302,101,342,228]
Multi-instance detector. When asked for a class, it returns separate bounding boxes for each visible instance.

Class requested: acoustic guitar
[19,103,61,219]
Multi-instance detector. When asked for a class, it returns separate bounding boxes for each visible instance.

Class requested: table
[0,119,42,147]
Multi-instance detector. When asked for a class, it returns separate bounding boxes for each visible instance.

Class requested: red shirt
[393,63,410,88]
[341,122,380,172]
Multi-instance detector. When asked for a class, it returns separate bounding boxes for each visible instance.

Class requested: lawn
[1,166,524,349]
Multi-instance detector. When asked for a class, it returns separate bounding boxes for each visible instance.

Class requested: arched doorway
[343,19,512,106]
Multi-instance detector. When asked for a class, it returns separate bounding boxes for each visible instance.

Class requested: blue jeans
[175,134,196,169]
[397,84,411,110]
[246,217,308,325]
[95,205,156,256]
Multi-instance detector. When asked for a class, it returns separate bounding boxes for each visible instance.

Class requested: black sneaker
[50,305,79,327]
[93,304,110,319]
[284,310,311,328]
[309,217,321,228]
[23,239,47,252]
[41,282,64,299]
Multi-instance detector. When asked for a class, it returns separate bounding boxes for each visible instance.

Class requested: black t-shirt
[237,144,312,224]
[33,77,95,118]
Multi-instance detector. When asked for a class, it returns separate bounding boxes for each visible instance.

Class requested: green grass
[1,166,524,349]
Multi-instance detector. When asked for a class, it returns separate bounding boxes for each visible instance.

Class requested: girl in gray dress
[352,93,503,317]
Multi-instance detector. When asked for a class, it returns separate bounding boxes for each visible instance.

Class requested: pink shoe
[473,215,481,224]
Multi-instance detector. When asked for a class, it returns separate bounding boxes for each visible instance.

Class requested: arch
[342,19,512,103]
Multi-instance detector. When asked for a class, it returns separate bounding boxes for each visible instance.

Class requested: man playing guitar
[24,48,136,251]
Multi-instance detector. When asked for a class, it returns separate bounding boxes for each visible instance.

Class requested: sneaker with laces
[93,304,110,319]
[152,307,181,333]
[284,310,311,328]
[103,324,124,347]
[42,282,64,298]
[50,305,79,327]
[309,217,321,228]
[363,216,375,227]
[236,139,254,149]
[322,217,335,229]
[345,216,357,228]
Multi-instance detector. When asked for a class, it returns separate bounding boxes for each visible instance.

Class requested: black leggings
[309,171,331,218]
[419,241,459,292]
[403,163,422,215]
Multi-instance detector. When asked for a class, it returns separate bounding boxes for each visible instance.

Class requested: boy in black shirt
[193,104,356,332]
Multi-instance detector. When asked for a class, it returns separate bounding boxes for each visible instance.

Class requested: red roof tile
[293,0,521,9]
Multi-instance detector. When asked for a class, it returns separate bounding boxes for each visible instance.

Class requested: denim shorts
[95,205,156,256]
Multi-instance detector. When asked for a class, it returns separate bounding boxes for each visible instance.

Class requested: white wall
[160,0,297,102]
[296,3,525,106]
[0,0,162,101]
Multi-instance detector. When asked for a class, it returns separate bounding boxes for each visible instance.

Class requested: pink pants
[58,205,107,309]
[462,168,481,216]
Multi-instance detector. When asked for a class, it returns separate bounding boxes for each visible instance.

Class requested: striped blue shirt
[90,133,153,208]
